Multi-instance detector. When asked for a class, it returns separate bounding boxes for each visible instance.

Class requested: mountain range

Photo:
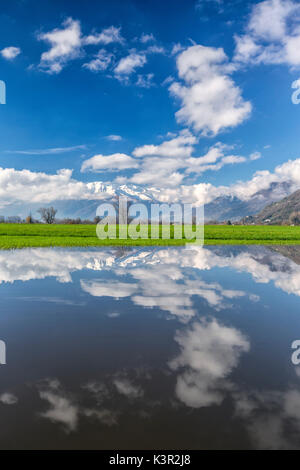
[242,189,300,225]
[0,181,297,222]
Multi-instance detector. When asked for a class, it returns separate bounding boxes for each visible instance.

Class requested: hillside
[242,189,300,225]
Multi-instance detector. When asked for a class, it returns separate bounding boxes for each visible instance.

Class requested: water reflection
[0,246,299,449]
[1,245,300,298]
[170,319,250,408]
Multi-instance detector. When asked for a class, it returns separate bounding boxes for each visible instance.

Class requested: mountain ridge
[241,189,300,225]
[0,181,297,222]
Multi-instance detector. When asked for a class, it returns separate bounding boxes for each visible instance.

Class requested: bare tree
[38,207,57,224]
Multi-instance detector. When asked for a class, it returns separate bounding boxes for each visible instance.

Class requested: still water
[0,245,300,449]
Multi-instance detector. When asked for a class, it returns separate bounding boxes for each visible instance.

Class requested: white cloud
[0,392,18,405]
[123,159,185,187]
[38,18,82,73]
[233,386,300,449]
[106,134,122,141]
[150,157,300,205]
[169,319,249,408]
[136,73,154,88]
[248,0,296,41]
[5,145,86,155]
[39,382,79,432]
[171,43,184,56]
[1,244,300,302]
[0,167,113,207]
[0,248,118,284]
[1,153,300,209]
[39,379,118,432]
[170,45,252,135]
[81,153,138,172]
[234,0,300,67]
[185,144,247,175]
[117,138,247,188]
[37,19,125,74]
[113,378,143,398]
[83,26,123,45]
[0,46,21,60]
[80,252,252,321]
[133,130,197,158]
[83,49,113,72]
[114,51,147,76]
[250,151,262,161]
[146,45,166,55]
[81,280,138,298]
[233,34,263,64]
[140,33,155,43]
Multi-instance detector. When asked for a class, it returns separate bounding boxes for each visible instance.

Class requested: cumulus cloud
[0,46,21,60]
[234,0,300,67]
[38,19,126,74]
[2,244,300,302]
[152,157,300,205]
[0,392,18,405]
[0,248,119,284]
[36,18,163,83]
[169,319,249,408]
[140,33,155,43]
[169,45,252,135]
[171,43,184,56]
[82,49,113,72]
[1,244,300,303]
[39,386,78,432]
[250,151,262,161]
[0,167,112,207]
[233,386,300,449]
[80,254,252,321]
[136,73,155,88]
[113,378,144,398]
[81,153,138,172]
[133,130,197,158]
[115,137,247,188]
[38,18,82,73]
[114,51,147,77]
[146,45,166,55]
[39,379,118,432]
[81,280,139,299]
[1,154,300,208]
[83,26,124,45]
[248,0,296,41]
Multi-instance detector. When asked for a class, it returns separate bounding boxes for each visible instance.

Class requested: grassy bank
[0,223,300,249]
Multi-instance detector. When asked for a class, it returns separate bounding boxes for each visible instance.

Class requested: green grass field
[0,223,300,249]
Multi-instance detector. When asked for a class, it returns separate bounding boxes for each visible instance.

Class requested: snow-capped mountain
[0,181,295,222]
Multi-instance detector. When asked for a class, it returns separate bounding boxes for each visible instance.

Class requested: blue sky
[0,0,300,210]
